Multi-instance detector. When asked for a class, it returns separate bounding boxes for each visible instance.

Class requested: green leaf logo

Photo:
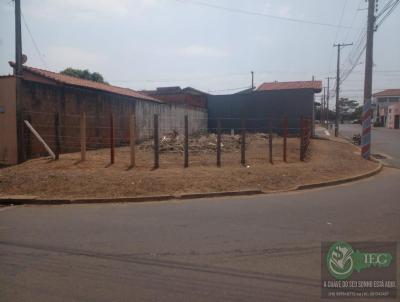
[326,241,394,280]
[327,241,354,280]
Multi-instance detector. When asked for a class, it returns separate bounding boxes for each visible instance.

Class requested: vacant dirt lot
[0,135,378,199]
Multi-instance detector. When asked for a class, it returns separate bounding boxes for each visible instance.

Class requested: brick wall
[20,80,207,159]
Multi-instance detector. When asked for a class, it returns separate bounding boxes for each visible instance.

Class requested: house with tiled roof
[207,79,322,136]
[0,64,207,165]
[372,89,400,128]
[257,80,322,93]
[140,86,208,109]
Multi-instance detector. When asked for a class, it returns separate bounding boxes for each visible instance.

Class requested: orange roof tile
[373,89,400,97]
[257,81,322,93]
[12,63,162,103]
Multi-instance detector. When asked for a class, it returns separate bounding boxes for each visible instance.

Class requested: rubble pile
[139,132,273,153]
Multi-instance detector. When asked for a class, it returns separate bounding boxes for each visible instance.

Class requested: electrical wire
[327,0,350,77]
[376,0,400,28]
[175,0,353,29]
[332,0,400,97]
[21,11,48,69]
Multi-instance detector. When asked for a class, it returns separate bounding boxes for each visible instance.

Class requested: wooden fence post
[184,115,189,168]
[80,112,86,162]
[217,119,221,167]
[153,114,159,169]
[54,112,61,160]
[269,120,273,164]
[305,118,311,156]
[24,120,55,160]
[283,115,288,163]
[25,114,32,158]
[130,113,135,167]
[300,116,304,161]
[110,113,115,165]
[241,118,246,166]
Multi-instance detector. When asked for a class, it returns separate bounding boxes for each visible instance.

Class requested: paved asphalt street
[1,168,400,301]
[334,124,400,168]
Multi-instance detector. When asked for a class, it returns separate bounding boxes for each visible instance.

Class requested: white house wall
[135,100,208,140]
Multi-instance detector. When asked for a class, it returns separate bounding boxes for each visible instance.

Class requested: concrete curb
[178,190,263,200]
[0,167,383,206]
[0,195,176,205]
[296,163,383,191]
[0,191,264,205]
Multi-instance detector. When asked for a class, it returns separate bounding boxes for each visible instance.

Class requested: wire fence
[22,110,313,169]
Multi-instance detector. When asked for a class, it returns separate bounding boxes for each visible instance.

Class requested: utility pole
[251,71,254,90]
[333,43,353,137]
[15,0,25,163]
[322,87,326,125]
[15,0,22,75]
[362,0,376,160]
[325,77,335,127]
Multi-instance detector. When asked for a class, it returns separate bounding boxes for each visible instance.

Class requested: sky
[0,0,399,105]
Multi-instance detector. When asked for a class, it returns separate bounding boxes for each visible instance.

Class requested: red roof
[11,63,161,103]
[257,81,322,93]
[373,89,400,97]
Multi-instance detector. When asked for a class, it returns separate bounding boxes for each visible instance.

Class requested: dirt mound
[139,132,270,153]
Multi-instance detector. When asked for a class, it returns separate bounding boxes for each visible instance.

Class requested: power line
[328,0,351,79]
[175,0,353,28]
[109,69,400,86]
[21,11,48,69]
[376,0,400,28]
[207,86,251,94]
[333,42,353,136]
[338,0,400,88]
[343,0,364,42]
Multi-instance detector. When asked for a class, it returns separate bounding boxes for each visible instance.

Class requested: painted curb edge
[296,164,383,191]
[0,165,383,205]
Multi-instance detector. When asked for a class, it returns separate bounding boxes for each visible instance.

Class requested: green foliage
[60,68,108,84]
[352,106,363,120]
[339,98,359,113]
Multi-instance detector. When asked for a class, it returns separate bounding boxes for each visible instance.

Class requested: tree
[350,106,363,120]
[338,98,359,121]
[60,68,108,84]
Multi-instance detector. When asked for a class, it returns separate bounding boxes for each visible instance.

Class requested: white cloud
[276,5,292,19]
[176,45,228,58]
[21,0,128,20]
[46,46,106,71]
[262,2,293,19]
[21,0,168,21]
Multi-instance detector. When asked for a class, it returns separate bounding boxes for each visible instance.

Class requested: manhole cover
[372,153,387,159]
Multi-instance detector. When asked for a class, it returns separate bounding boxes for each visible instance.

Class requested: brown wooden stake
[305,118,311,156]
[54,112,61,160]
[80,112,86,162]
[241,119,246,166]
[217,119,221,167]
[300,117,304,161]
[24,120,55,159]
[269,120,273,164]
[110,113,115,165]
[283,115,288,163]
[153,114,159,169]
[184,115,189,168]
[25,114,32,158]
[130,113,135,167]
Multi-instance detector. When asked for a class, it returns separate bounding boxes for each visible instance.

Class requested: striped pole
[361,0,375,160]
[361,100,372,159]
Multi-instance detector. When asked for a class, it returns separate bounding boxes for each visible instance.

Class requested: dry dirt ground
[0,134,378,199]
